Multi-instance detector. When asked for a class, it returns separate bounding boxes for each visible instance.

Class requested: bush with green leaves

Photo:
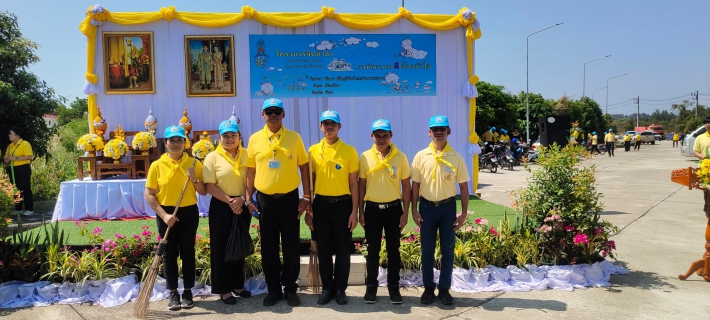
[31,145,79,201]
[512,144,618,265]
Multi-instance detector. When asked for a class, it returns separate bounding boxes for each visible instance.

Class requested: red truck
[635,124,665,139]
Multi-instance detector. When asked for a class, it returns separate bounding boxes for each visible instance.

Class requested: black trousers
[209,197,251,294]
[364,201,402,287]
[634,141,641,150]
[11,164,33,211]
[624,141,631,151]
[312,196,353,291]
[156,204,199,290]
[605,142,614,157]
[257,188,300,295]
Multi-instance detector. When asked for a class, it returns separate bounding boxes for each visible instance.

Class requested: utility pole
[692,91,699,119]
[633,96,640,127]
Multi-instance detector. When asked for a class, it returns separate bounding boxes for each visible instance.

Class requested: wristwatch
[192,178,200,183]
[242,195,251,206]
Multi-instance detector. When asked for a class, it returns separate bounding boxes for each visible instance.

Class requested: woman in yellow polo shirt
[4,128,34,216]
[202,119,252,304]
[144,125,206,311]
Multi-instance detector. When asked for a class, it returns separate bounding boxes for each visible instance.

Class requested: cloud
[366,41,379,48]
[267,67,275,71]
[309,43,315,48]
[401,39,428,59]
[276,68,282,72]
[316,40,334,51]
[425,80,433,84]
[344,37,361,45]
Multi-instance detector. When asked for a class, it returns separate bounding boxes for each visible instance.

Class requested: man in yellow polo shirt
[673,132,679,148]
[245,98,311,307]
[358,119,411,304]
[604,129,616,157]
[634,132,642,151]
[693,117,710,160]
[623,132,632,152]
[411,115,470,306]
[482,127,494,153]
[306,110,359,306]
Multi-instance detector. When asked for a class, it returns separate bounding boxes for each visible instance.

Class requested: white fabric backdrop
[92,18,475,194]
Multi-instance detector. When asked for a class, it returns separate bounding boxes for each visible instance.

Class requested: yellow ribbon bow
[214,144,244,177]
[261,125,291,159]
[429,142,456,179]
[158,153,189,185]
[367,143,400,175]
[316,138,343,169]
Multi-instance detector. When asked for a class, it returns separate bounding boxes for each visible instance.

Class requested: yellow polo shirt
[411,144,470,201]
[246,125,308,194]
[5,139,32,166]
[673,134,679,141]
[624,135,631,141]
[308,138,358,196]
[591,135,597,144]
[146,153,203,207]
[202,148,248,196]
[482,131,493,142]
[693,133,710,157]
[492,132,500,142]
[604,133,615,143]
[359,146,411,203]
[635,135,641,142]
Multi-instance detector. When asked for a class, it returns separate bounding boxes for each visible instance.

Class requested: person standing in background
[4,128,34,216]
[604,129,615,157]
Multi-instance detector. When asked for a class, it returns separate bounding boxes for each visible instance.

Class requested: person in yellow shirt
[624,133,632,152]
[411,115,470,306]
[589,131,598,156]
[4,128,34,216]
[672,132,679,148]
[306,110,359,306]
[692,117,710,159]
[482,127,494,153]
[245,98,311,307]
[491,127,500,143]
[634,133,642,151]
[144,125,207,311]
[604,129,616,157]
[358,118,411,304]
[202,119,252,305]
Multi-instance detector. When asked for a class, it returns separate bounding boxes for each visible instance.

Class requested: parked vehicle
[639,131,656,144]
[635,124,666,139]
[493,144,514,171]
[479,150,498,173]
[681,126,705,157]
[654,133,662,141]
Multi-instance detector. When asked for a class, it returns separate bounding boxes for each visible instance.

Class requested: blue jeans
[419,199,456,290]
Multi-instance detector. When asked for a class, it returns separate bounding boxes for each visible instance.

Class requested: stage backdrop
[80,5,482,193]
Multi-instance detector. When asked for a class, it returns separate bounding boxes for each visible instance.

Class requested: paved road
[4,140,709,319]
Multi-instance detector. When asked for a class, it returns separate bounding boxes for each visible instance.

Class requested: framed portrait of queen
[184,35,236,97]
[102,31,155,94]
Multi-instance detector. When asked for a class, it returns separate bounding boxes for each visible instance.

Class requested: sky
[3,0,710,115]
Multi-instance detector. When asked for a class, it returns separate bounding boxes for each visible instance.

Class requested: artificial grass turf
[14,196,515,246]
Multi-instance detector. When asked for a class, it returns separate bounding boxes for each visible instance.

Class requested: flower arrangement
[191,131,215,160]
[131,131,157,155]
[76,134,105,154]
[697,158,710,188]
[104,139,129,162]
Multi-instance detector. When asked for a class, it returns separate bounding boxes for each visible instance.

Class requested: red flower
[489,226,498,237]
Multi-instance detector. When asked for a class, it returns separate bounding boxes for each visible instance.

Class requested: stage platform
[51,175,211,221]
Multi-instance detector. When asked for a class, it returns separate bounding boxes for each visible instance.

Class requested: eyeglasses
[167,138,185,144]
[264,109,283,116]
[430,127,448,132]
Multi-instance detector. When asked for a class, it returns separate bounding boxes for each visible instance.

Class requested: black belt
[420,196,455,207]
[316,194,352,203]
[366,199,401,210]
[260,188,297,199]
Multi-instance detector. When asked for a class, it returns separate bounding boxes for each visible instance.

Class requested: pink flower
[564,225,576,232]
[156,235,162,241]
[595,228,602,236]
[573,233,589,245]
[115,233,122,239]
[601,250,608,257]
[124,244,130,248]
[606,240,616,250]
[536,225,552,233]
[195,235,201,240]
[474,218,482,224]
[133,234,141,240]
[489,226,498,237]
[414,228,420,233]
[74,221,81,227]
[121,258,127,263]
[141,225,150,231]
[543,214,561,222]
[93,227,103,235]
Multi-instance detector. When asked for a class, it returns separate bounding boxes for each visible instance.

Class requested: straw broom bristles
[306,155,321,293]
[134,159,196,319]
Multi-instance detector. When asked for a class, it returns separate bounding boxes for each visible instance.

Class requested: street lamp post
[605,74,629,114]
[582,55,611,98]
[527,22,564,144]
[591,87,607,101]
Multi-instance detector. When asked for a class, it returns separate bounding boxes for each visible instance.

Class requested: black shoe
[284,292,301,306]
[263,293,283,306]
[437,289,454,305]
[181,290,194,309]
[220,293,237,305]
[317,289,335,305]
[363,285,377,304]
[388,285,402,304]
[335,290,348,305]
[233,289,252,298]
[168,291,181,310]
[420,287,435,304]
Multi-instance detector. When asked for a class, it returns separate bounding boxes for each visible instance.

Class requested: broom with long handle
[134,159,196,318]
[306,154,321,293]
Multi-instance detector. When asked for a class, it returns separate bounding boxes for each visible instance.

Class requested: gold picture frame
[184,35,236,97]
[102,31,155,94]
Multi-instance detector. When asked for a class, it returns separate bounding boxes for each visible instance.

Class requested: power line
[607,99,633,106]
[639,94,691,102]
[607,102,635,110]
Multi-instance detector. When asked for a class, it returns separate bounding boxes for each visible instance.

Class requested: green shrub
[0,167,21,234]
[31,146,79,201]
[58,115,89,153]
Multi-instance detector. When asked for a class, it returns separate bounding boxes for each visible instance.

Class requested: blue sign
[249,34,436,98]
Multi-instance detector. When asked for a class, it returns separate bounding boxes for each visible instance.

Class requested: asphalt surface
[3,140,709,319]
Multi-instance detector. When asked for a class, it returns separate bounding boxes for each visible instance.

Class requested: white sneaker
[22,211,34,216]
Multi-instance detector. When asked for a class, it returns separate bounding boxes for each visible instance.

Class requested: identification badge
[268,160,280,169]
[445,166,454,173]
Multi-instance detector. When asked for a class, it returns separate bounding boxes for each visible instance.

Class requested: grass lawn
[13,196,517,246]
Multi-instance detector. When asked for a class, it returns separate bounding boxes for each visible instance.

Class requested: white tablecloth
[51,177,211,221]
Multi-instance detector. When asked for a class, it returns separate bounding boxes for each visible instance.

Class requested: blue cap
[164,125,186,139]
[371,119,392,132]
[491,127,496,131]
[592,131,597,135]
[219,119,239,135]
[429,115,449,128]
[501,129,507,134]
[262,98,284,110]
[609,129,613,132]
[320,110,340,124]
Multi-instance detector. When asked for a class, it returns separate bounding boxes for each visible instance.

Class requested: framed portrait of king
[102,32,155,94]
[184,35,236,97]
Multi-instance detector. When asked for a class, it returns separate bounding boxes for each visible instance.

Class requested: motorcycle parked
[494,143,515,171]
[478,149,498,173]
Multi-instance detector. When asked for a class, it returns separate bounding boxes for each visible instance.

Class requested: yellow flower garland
[77,134,105,152]
[131,131,157,153]
[104,139,129,160]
